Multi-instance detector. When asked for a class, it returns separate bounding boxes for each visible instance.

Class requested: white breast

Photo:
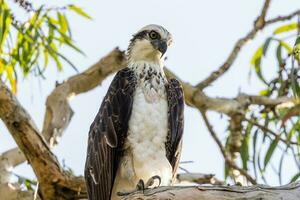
[126,63,172,186]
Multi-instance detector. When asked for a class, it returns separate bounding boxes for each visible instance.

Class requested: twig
[200,110,257,185]
[265,10,300,25]
[196,0,273,89]
[176,173,224,185]
[196,2,300,90]
[244,118,299,145]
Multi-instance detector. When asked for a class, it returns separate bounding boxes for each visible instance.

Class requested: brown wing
[165,78,184,181]
[84,68,136,200]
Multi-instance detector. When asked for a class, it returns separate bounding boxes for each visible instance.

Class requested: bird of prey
[84,24,184,200]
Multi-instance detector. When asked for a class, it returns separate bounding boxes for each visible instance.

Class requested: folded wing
[84,68,136,200]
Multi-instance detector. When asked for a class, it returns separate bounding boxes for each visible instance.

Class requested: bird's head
[127,24,173,63]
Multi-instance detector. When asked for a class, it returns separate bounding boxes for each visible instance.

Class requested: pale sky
[1,0,299,186]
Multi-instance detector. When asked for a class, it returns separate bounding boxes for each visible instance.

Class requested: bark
[120,182,300,200]
[0,183,41,200]
[0,79,86,200]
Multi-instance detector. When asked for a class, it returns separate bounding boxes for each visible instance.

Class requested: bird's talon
[145,175,162,188]
[136,179,145,192]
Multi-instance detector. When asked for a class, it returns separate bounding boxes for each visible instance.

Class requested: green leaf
[68,5,92,19]
[263,37,272,56]
[259,89,270,96]
[279,40,293,54]
[0,58,5,74]
[291,68,300,98]
[295,36,300,46]
[251,46,268,84]
[25,179,33,191]
[64,14,72,37]
[254,57,267,84]
[43,49,49,68]
[263,137,279,169]
[241,123,252,170]
[5,65,16,93]
[276,44,283,66]
[252,129,259,178]
[45,44,63,71]
[57,52,78,72]
[294,36,300,60]
[251,46,263,65]
[0,6,12,51]
[273,23,298,34]
[290,172,300,183]
[57,13,68,34]
[224,163,229,179]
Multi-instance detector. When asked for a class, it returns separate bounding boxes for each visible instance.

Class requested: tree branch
[165,68,292,116]
[265,9,300,25]
[0,47,293,198]
[195,2,300,90]
[244,117,299,145]
[0,80,86,199]
[42,48,127,146]
[0,48,127,190]
[0,183,41,200]
[176,173,224,185]
[0,148,24,183]
[120,182,300,200]
[200,110,257,185]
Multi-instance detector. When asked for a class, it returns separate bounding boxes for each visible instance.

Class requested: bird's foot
[135,175,162,194]
[146,175,161,188]
[136,179,145,192]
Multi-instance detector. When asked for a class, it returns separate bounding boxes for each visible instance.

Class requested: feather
[84,68,136,200]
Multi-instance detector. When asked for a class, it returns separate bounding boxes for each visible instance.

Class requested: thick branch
[0,80,86,199]
[0,183,41,200]
[121,182,300,200]
[42,48,126,146]
[0,148,23,183]
[164,68,292,116]
[0,48,127,187]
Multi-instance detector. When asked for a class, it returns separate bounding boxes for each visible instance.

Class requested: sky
[1,0,299,186]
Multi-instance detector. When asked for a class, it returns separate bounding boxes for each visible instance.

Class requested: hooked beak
[152,40,168,58]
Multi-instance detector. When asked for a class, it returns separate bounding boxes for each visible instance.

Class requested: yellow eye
[149,31,159,40]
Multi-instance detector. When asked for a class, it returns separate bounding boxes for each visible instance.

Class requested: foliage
[0,0,90,93]
[229,22,300,184]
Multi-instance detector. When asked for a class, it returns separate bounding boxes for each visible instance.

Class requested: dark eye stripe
[130,30,148,42]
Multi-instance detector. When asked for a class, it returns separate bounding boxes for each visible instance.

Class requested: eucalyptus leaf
[273,23,298,35]
[264,138,279,170]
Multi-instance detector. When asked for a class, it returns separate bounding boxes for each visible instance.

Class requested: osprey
[84,24,184,200]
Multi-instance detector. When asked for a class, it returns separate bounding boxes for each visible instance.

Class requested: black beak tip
[158,42,167,57]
